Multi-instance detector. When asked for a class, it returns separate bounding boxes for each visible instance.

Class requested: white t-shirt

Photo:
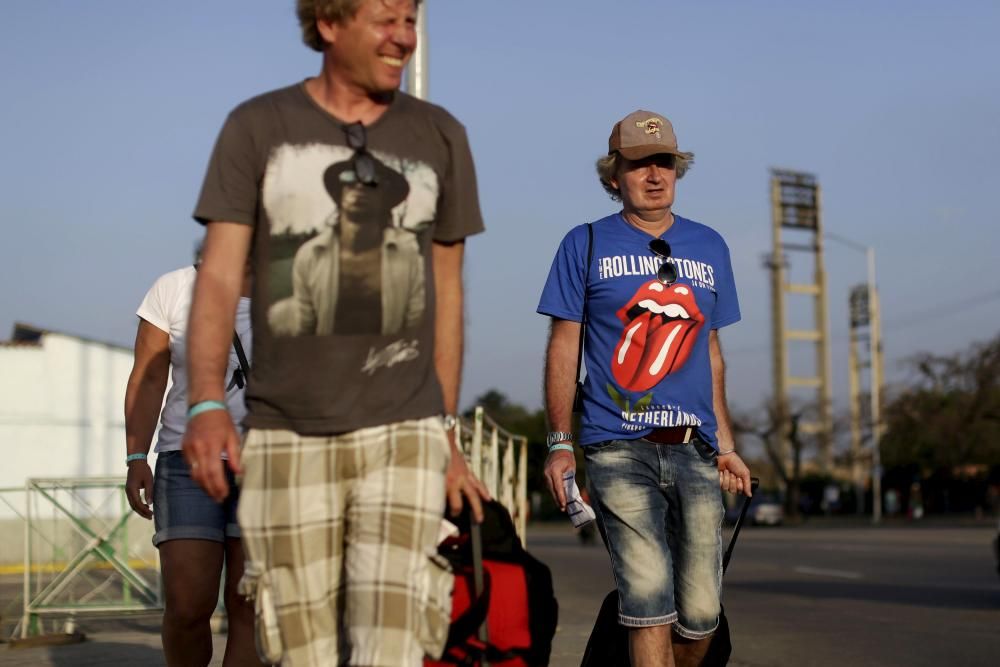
[136,266,252,453]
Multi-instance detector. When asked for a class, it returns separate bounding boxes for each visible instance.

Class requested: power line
[725,288,1000,357]
[881,289,1000,330]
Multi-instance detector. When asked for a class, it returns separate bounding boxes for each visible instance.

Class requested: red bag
[425,502,557,667]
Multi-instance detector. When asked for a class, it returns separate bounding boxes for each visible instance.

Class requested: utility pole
[769,169,834,472]
[405,1,429,100]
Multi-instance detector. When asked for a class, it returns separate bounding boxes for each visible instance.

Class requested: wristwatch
[442,414,459,431]
[546,431,574,447]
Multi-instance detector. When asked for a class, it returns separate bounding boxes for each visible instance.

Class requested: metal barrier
[1,407,529,639]
[2,478,161,640]
[454,407,530,543]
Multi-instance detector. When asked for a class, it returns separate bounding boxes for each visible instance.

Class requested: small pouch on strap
[418,552,456,658]
[239,561,284,664]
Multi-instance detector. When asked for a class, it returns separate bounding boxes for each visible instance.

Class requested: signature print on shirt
[611,280,705,392]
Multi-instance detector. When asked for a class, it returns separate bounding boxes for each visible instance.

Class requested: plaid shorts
[237,417,454,666]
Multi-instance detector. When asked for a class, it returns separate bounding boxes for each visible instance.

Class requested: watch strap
[546,431,574,447]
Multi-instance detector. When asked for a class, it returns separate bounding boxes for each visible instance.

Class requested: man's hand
[125,460,154,519]
[718,451,752,497]
[544,449,577,511]
[182,410,242,502]
[445,434,491,523]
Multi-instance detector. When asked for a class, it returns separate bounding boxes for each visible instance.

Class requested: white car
[747,496,784,526]
[725,492,784,526]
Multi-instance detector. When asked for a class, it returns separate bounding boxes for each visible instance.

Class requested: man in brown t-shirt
[181,1,489,665]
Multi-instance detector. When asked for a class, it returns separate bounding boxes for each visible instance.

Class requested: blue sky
[2,0,998,420]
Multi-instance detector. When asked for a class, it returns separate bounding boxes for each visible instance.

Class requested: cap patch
[636,117,663,138]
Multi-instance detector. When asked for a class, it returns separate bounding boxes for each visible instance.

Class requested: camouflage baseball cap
[608,110,684,160]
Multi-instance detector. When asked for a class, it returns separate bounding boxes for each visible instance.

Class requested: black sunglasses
[648,239,678,285]
[343,122,378,187]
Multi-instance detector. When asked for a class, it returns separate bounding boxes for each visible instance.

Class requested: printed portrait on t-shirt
[262,144,437,338]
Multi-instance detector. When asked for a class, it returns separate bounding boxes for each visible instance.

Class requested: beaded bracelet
[126,453,148,464]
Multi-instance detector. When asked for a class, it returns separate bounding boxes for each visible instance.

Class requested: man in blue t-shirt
[538,110,752,667]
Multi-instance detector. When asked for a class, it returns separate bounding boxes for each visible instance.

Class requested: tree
[881,333,1000,469]
[464,389,549,494]
[733,398,820,518]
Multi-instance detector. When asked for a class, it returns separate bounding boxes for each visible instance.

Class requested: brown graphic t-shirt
[193,83,484,434]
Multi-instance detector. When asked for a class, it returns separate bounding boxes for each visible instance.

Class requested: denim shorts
[585,437,724,638]
[152,450,241,547]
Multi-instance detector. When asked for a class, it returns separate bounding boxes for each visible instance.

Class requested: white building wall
[0,331,167,564]
[0,332,146,510]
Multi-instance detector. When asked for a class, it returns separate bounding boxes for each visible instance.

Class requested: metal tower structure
[768,169,834,471]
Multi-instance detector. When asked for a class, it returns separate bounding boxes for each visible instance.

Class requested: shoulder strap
[227,331,251,391]
[194,262,251,391]
[572,224,594,411]
[232,331,250,377]
[576,223,594,381]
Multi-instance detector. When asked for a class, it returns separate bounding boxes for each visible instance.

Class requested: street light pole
[827,233,884,524]
[867,247,883,523]
[405,1,429,100]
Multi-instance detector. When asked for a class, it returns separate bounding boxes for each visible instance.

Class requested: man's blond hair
[296,0,422,52]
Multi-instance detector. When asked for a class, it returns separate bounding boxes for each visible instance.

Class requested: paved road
[2,520,998,666]
[711,522,1000,667]
[533,520,1000,667]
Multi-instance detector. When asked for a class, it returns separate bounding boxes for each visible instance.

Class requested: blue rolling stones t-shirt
[537,213,741,448]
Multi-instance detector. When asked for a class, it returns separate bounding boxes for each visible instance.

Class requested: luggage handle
[722,477,759,573]
[440,509,491,663]
[443,568,492,652]
[469,520,490,665]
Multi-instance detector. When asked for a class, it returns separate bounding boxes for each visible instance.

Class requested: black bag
[580,479,759,667]
[428,501,558,667]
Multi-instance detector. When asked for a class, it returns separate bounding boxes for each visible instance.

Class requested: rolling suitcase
[580,478,760,667]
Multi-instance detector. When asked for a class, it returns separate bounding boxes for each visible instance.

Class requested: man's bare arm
[545,319,581,435]
[183,221,252,501]
[543,318,581,510]
[432,240,465,417]
[188,222,252,404]
[709,330,736,447]
[124,320,170,519]
[709,329,752,496]
[433,240,490,520]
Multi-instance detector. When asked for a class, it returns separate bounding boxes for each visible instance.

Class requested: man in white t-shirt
[124,265,261,667]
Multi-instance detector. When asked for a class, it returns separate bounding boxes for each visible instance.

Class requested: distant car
[748,495,784,526]
[727,493,784,526]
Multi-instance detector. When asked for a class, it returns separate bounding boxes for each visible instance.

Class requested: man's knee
[164,588,217,628]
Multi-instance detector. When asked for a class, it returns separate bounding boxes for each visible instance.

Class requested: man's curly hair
[296,0,422,52]
[595,151,695,202]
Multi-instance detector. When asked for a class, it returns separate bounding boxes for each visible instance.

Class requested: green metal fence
[0,478,161,639]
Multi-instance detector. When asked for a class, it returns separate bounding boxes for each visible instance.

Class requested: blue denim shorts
[152,450,241,547]
[585,437,724,638]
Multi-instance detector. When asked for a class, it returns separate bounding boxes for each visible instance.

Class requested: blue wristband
[548,443,574,454]
[126,453,147,463]
[188,400,228,419]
